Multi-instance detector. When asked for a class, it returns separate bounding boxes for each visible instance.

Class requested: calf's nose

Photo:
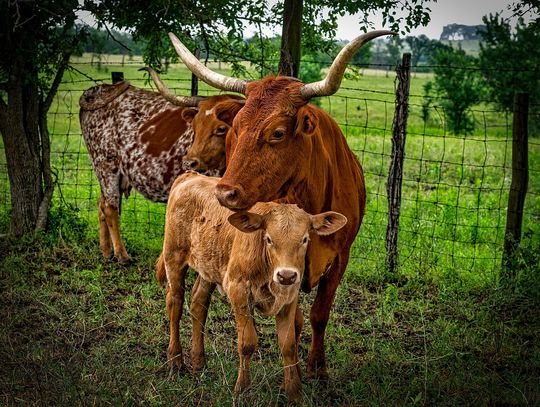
[276,269,298,286]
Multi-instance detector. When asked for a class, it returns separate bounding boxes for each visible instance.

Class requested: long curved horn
[300,30,397,100]
[168,32,248,94]
[139,67,206,107]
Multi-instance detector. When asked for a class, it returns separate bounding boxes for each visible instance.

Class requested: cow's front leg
[100,198,130,263]
[294,303,304,379]
[165,262,188,374]
[229,283,257,395]
[190,276,215,372]
[97,196,112,259]
[307,253,348,380]
[276,299,302,401]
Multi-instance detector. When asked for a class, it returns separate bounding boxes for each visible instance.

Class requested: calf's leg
[276,299,302,401]
[164,257,188,373]
[190,276,216,372]
[229,283,257,395]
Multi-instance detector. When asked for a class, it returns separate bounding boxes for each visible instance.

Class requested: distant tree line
[82,26,146,55]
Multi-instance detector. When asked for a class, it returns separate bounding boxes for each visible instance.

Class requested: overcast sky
[335,0,516,40]
[77,0,523,40]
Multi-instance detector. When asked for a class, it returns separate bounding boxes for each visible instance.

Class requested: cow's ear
[311,211,347,236]
[181,108,198,123]
[296,106,319,137]
[228,211,265,233]
[215,100,245,126]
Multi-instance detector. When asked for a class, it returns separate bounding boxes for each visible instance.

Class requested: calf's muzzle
[275,268,299,286]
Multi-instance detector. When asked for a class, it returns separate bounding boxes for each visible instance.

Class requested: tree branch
[103,22,132,52]
[66,65,101,84]
[42,52,71,114]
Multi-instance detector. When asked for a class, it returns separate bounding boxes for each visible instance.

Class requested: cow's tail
[156,253,167,287]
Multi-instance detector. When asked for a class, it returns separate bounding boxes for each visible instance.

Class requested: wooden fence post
[502,92,529,277]
[386,53,411,274]
[111,72,124,84]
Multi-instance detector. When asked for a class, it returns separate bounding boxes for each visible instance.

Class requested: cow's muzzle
[215,183,249,210]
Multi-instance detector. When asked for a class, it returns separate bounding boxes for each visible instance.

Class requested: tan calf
[156,172,346,400]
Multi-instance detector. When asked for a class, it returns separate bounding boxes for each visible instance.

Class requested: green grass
[1,227,539,405]
[1,56,539,405]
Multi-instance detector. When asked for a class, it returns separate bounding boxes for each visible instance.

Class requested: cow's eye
[216,125,228,136]
[270,130,285,143]
[265,235,273,246]
[302,236,309,245]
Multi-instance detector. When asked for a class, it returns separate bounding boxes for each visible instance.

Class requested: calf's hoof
[116,255,132,265]
[191,352,206,373]
[167,352,185,377]
[234,374,250,395]
[282,378,302,402]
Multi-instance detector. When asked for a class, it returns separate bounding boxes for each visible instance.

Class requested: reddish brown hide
[181,96,244,174]
[214,76,366,379]
[79,83,240,263]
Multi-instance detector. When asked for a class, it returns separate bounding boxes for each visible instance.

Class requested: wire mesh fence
[0,58,538,282]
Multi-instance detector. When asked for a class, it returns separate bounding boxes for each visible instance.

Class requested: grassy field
[1,57,539,405]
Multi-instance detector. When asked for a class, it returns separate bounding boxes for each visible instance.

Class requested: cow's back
[80,84,193,203]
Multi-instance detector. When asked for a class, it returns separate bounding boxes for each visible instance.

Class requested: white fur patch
[165,263,171,287]
[205,108,214,116]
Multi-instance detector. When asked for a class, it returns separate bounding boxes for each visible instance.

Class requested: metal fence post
[191,47,200,96]
[502,92,529,277]
[386,53,411,274]
[111,72,124,84]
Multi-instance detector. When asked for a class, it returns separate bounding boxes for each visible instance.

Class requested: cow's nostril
[182,158,200,171]
[215,183,244,209]
[225,189,237,201]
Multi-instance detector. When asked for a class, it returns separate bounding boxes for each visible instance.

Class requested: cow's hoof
[117,255,132,265]
[306,368,329,382]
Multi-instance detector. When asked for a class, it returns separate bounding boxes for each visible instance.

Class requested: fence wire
[0,61,538,282]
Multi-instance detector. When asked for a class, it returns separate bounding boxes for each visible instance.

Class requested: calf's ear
[311,212,347,236]
[215,100,245,126]
[228,211,265,233]
[295,106,319,137]
[181,108,198,123]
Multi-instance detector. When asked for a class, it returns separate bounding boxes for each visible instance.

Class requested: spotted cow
[79,80,241,262]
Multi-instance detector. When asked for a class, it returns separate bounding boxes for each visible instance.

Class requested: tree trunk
[278,0,303,78]
[0,63,44,236]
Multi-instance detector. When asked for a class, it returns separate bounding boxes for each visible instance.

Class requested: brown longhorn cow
[79,72,242,263]
[161,30,395,379]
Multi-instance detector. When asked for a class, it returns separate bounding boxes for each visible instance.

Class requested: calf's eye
[302,236,309,245]
[265,235,273,245]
